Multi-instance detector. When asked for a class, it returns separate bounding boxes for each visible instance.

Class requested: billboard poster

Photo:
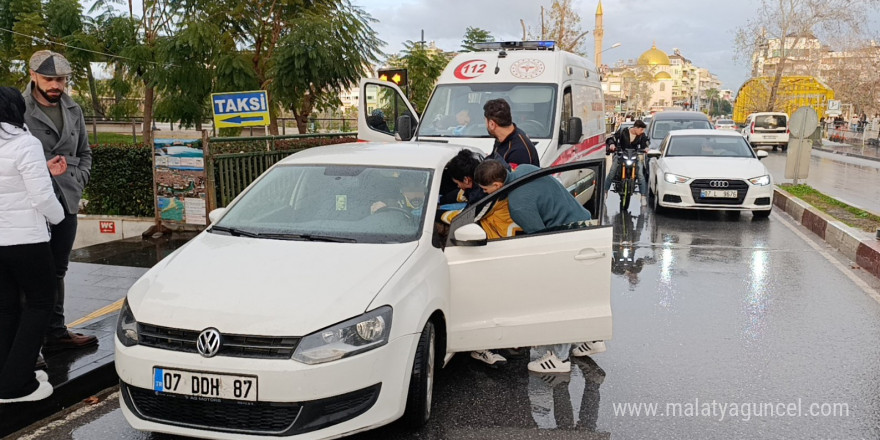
[154,139,207,225]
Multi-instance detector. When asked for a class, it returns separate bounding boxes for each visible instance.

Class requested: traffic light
[377,68,407,87]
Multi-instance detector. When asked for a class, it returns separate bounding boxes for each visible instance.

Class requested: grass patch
[780,184,880,232]
[88,132,142,144]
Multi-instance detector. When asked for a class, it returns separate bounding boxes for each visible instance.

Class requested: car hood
[127,232,418,336]
[662,157,769,179]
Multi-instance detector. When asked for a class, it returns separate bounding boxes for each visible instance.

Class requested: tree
[734,0,872,111]
[388,41,447,113]
[705,88,720,116]
[541,0,589,55]
[270,1,383,134]
[461,26,492,52]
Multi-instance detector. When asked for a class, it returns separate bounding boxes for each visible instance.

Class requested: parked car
[646,129,773,217]
[714,119,736,130]
[115,142,613,440]
[741,112,789,151]
[645,111,713,148]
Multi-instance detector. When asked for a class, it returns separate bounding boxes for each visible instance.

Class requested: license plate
[701,190,738,198]
[764,135,776,139]
[153,368,257,401]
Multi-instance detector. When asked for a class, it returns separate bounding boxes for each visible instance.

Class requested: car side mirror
[646,149,661,158]
[756,150,769,159]
[451,223,488,246]
[208,207,227,224]
[397,115,413,141]
[565,117,583,144]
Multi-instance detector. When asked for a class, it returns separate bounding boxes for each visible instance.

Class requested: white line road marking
[774,211,880,304]
[14,392,119,440]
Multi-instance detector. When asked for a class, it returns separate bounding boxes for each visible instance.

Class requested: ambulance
[358,40,607,205]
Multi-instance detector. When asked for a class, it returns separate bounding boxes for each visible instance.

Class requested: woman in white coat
[0,87,65,403]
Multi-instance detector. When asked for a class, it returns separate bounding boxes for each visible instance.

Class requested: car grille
[122,382,381,436]
[689,179,749,205]
[138,323,300,359]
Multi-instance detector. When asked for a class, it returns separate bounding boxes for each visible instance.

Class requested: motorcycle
[608,147,642,210]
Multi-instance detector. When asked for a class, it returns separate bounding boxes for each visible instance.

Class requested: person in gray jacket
[23,50,97,350]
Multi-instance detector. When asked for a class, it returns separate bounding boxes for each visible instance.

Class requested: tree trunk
[296,115,308,134]
[766,58,785,112]
[86,64,105,118]
[143,85,154,146]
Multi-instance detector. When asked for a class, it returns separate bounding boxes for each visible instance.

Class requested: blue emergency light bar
[472,41,557,51]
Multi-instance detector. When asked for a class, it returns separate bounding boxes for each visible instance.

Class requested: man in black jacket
[483,99,540,168]
[604,119,649,205]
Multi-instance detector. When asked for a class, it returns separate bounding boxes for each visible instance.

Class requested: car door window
[364,83,413,135]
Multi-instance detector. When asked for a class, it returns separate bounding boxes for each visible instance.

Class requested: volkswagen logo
[709,180,730,188]
[196,328,222,358]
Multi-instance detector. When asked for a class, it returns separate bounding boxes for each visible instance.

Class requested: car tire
[402,321,435,428]
[772,145,778,152]
[753,208,772,218]
[781,144,788,152]
[651,182,665,215]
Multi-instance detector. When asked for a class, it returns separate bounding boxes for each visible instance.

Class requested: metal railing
[824,123,880,147]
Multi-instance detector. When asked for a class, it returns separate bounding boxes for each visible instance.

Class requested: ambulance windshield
[417,83,556,139]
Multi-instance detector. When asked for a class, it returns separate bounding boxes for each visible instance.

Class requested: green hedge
[82,143,155,217]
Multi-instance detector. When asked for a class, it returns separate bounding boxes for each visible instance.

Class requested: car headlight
[664,173,689,184]
[748,175,771,186]
[116,298,139,347]
[293,306,393,365]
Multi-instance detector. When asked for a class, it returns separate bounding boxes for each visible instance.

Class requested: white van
[358,41,608,205]
[742,112,790,151]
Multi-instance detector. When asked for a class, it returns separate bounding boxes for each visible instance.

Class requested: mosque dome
[638,43,670,66]
[654,71,672,80]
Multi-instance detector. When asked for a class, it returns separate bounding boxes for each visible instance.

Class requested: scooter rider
[604,119,649,205]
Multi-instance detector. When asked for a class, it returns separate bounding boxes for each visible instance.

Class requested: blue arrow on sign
[222,115,266,125]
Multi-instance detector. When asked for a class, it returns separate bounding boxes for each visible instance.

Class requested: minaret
[594,1,604,66]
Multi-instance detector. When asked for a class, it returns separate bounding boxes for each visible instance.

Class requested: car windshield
[665,136,755,158]
[213,165,432,244]
[754,114,787,129]
[651,119,712,141]
[717,119,734,125]
[417,83,556,139]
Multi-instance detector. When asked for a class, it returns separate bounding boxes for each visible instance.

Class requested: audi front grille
[689,179,749,205]
[138,323,300,359]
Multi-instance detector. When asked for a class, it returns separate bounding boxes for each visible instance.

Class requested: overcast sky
[353,0,880,92]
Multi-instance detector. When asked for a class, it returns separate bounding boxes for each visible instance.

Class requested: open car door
[357,78,420,142]
[443,160,612,352]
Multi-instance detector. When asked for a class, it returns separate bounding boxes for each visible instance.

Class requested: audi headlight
[664,173,689,184]
[748,175,771,186]
[293,306,393,365]
[116,298,139,347]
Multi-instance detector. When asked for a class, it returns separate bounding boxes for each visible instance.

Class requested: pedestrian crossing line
[67,298,125,328]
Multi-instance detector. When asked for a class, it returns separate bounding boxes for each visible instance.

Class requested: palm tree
[705,88,720,117]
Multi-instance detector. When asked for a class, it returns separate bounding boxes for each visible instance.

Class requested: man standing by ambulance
[23,50,97,350]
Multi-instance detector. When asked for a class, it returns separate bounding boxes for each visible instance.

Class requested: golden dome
[654,71,672,80]
[638,43,670,66]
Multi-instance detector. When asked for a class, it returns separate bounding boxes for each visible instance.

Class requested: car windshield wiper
[256,233,357,243]
[209,225,260,238]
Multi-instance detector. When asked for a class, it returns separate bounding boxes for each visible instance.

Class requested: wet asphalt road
[20,201,880,440]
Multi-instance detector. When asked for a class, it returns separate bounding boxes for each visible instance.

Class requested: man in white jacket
[0,87,65,403]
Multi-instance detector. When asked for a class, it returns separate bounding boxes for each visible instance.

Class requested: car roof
[651,111,710,121]
[667,129,743,137]
[277,141,470,170]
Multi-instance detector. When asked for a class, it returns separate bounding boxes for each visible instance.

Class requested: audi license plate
[153,367,257,401]
[701,189,738,198]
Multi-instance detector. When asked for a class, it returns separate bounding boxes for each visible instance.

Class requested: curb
[773,188,880,280]
[0,315,119,438]
[815,146,880,163]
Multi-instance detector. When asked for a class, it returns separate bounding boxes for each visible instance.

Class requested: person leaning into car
[604,119,649,205]
[23,50,97,351]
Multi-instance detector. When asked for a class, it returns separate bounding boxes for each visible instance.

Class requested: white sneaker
[572,340,607,357]
[527,351,571,373]
[35,370,48,382]
[471,350,507,366]
[0,381,53,403]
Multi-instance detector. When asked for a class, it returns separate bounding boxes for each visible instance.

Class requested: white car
[742,112,789,151]
[115,142,612,440]
[646,129,773,217]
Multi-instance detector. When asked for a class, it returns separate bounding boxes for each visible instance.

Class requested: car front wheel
[753,208,772,218]
[402,321,435,428]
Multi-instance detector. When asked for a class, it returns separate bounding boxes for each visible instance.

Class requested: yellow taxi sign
[211,90,270,128]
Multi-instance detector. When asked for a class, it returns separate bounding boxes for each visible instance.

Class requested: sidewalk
[0,233,196,438]
[817,138,880,162]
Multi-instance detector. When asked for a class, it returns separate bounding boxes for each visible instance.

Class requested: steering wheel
[521,119,546,134]
[374,206,414,220]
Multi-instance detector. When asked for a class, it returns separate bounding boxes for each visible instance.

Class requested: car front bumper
[655,180,773,211]
[116,333,419,439]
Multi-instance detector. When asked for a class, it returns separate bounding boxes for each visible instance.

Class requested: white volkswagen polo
[115,142,612,439]
[646,129,774,217]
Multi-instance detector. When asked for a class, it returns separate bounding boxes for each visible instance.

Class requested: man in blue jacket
[474,159,606,373]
